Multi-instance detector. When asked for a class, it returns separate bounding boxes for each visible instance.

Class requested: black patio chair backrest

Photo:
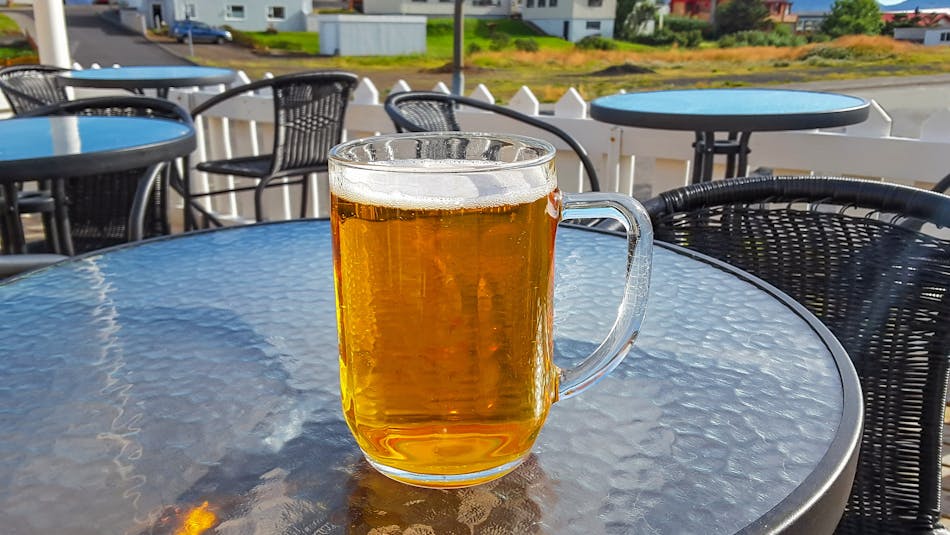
[384,91,601,192]
[21,96,193,254]
[642,175,950,534]
[934,172,950,194]
[0,64,69,115]
[185,71,358,225]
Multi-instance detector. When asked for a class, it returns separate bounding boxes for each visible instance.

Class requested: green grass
[240,19,604,60]
[245,31,320,55]
[0,13,22,35]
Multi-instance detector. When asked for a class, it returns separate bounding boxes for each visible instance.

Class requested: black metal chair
[0,64,69,114]
[20,96,193,255]
[0,64,72,253]
[384,91,601,192]
[641,176,950,534]
[185,71,359,227]
[934,173,950,194]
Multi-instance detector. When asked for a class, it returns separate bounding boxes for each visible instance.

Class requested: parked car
[169,20,233,44]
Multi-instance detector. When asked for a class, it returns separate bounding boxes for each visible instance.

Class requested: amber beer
[330,133,653,489]
[331,161,561,487]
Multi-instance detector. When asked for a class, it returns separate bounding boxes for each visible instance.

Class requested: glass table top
[59,66,236,86]
[593,89,868,116]
[0,221,853,534]
[0,116,193,162]
[590,88,870,131]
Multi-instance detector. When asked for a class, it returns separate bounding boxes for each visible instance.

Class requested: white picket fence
[155,71,950,224]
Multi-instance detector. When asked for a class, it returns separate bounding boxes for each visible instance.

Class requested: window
[225,4,245,19]
[588,0,602,6]
[185,4,196,18]
[267,6,286,19]
[539,0,545,6]
[526,0,534,7]
[942,31,950,42]
[586,20,600,29]
[550,0,557,6]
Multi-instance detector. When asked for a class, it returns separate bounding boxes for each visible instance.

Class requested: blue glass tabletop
[0,220,859,534]
[591,88,870,132]
[59,65,236,88]
[0,116,195,179]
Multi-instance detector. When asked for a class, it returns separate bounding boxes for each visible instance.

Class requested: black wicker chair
[0,64,69,114]
[642,176,950,534]
[0,64,72,253]
[185,71,358,227]
[21,96,193,255]
[935,173,950,194]
[384,91,601,192]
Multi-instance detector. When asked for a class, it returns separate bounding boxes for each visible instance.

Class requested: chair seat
[197,155,273,178]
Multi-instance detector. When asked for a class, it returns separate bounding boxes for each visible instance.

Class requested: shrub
[513,38,539,52]
[575,35,618,50]
[665,16,711,34]
[673,29,703,48]
[489,33,511,50]
[264,25,278,34]
[467,42,483,54]
[801,45,854,59]
[635,27,676,45]
[717,29,806,47]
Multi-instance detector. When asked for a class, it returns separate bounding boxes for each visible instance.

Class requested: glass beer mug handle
[557,192,654,400]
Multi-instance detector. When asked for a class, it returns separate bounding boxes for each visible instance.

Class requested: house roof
[881,12,950,26]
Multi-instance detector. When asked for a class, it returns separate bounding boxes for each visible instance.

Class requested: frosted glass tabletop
[591,88,870,131]
[58,65,236,89]
[0,116,195,180]
[0,220,861,534]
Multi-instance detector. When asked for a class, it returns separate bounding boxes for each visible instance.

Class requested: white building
[138,0,311,31]
[361,0,616,41]
[521,0,616,42]
[892,17,950,46]
[361,0,513,18]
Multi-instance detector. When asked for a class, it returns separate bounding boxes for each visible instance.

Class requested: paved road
[4,5,188,67]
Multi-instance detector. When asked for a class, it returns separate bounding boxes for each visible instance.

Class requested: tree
[820,0,883,37]
[715,0,770,35]
[625,0,660,38]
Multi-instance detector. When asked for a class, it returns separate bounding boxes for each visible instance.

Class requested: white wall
[523,0,616,41]
[923,28,950,46]
[319,15,427,55]
[362,0,512,17]
[530,17,613,41]
[141,0,311,31]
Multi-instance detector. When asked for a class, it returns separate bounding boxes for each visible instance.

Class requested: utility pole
[452,0,464,96]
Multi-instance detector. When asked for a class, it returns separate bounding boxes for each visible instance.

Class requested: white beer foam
[331,158,555,210]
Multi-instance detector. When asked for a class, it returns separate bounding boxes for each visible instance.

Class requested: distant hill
[791,0,950,13]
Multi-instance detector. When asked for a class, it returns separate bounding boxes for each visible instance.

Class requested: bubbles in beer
[330,158,555,211]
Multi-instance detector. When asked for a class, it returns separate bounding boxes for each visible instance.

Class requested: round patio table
[590,88,870,183]
[0,220,862,535]
[0,115,195,255]
[57,65,237,98]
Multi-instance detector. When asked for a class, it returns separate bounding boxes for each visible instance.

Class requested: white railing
[159,73,949,223]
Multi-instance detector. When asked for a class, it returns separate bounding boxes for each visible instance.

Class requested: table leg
[1,183,26,254]
[737,132,752,178]
[701,131,716,183]
[51,179,75,257]
[691,132,708,184]
[724,132,739,178]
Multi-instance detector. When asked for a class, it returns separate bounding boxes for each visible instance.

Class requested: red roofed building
[667,0,797,26]
[886,11,950,45]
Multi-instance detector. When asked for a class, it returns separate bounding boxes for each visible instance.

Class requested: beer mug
[329,132,652,488]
